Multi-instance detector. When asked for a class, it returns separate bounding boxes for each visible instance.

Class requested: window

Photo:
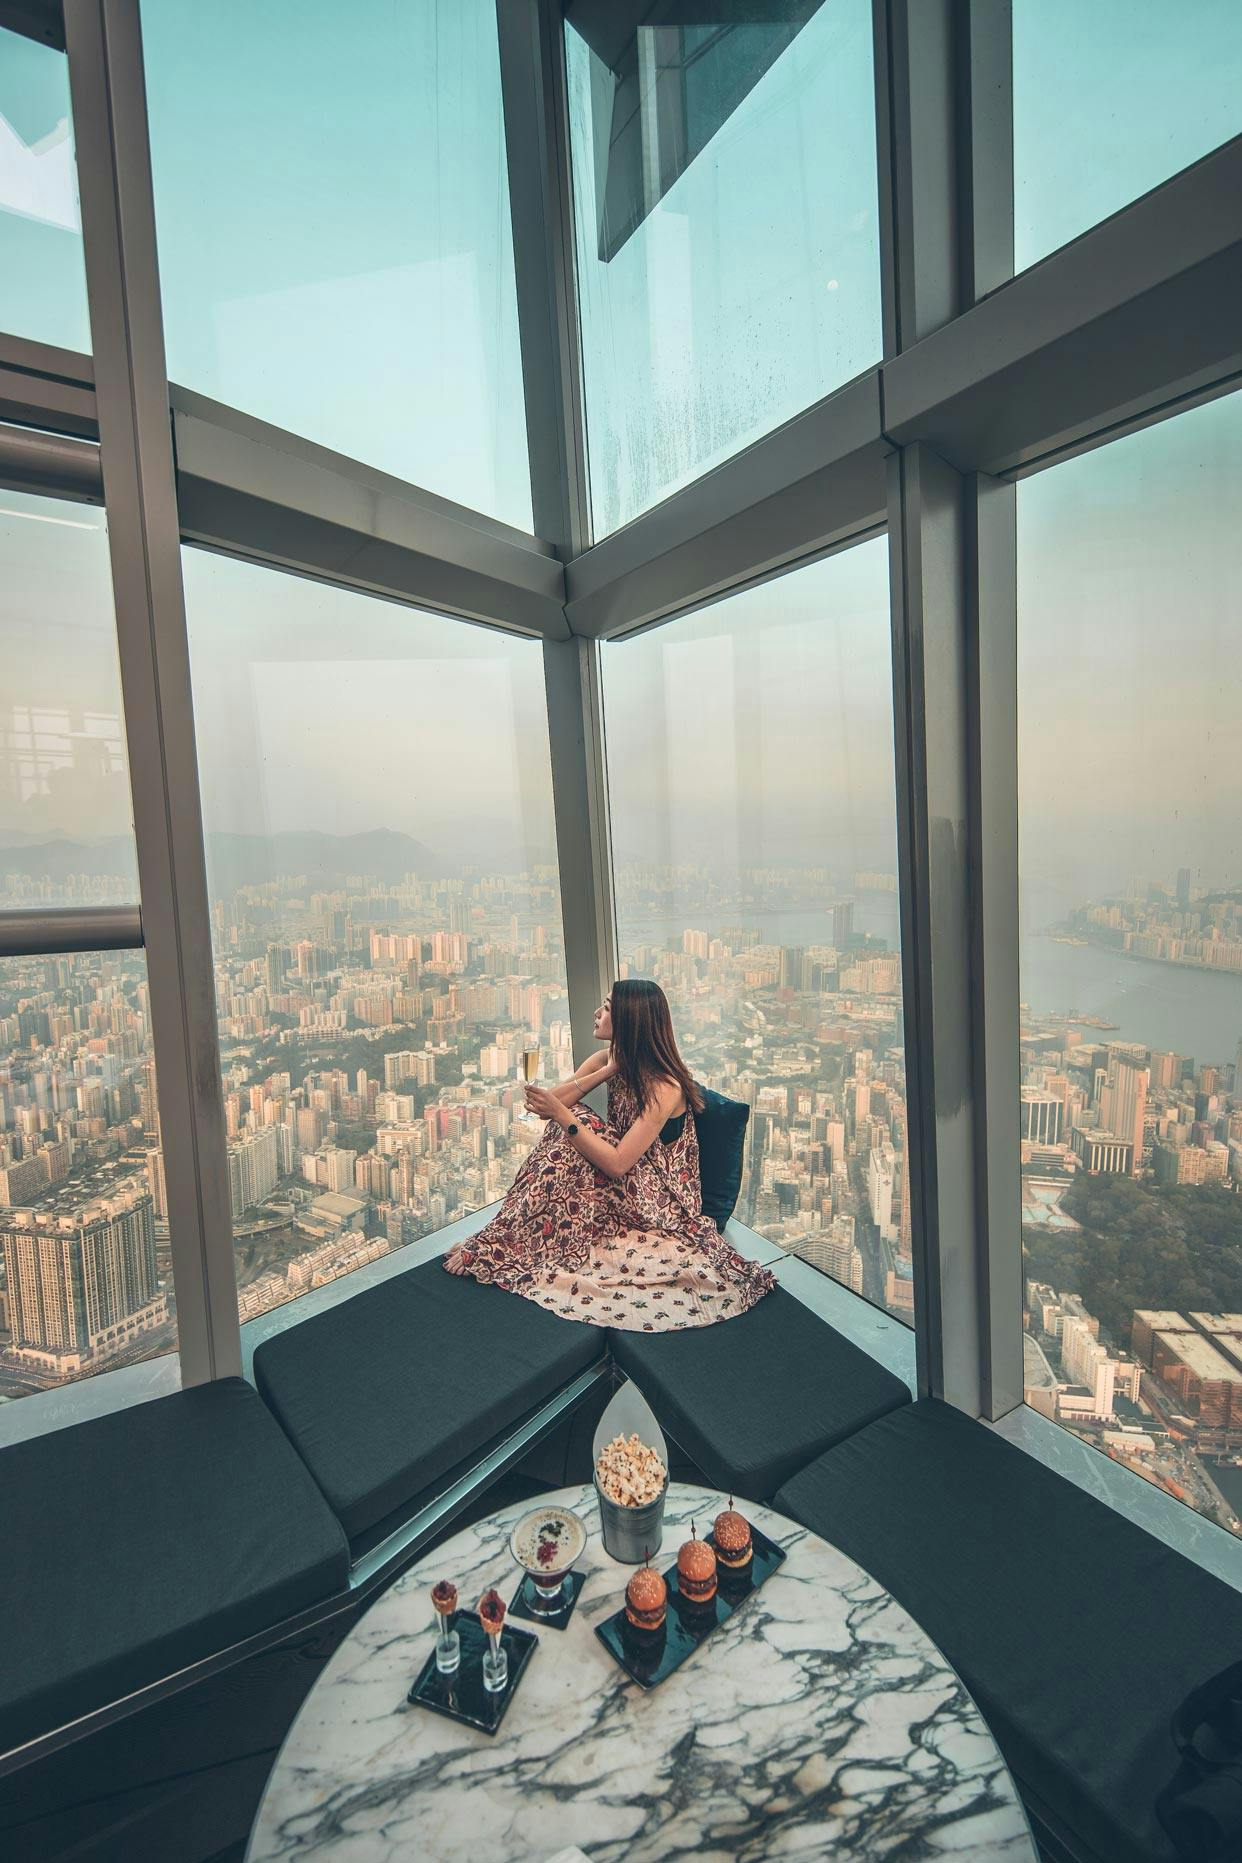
[1013,0,1242,274]
[565,0,881,538]
[0,493,173,1405]
[0,28,90,352]
[0,950,173,1405]
[142,0,532,529]
[1017,389,1242,1539]
[0,492,139,908]
[181,548,568,1324]
[602,538,911,1320]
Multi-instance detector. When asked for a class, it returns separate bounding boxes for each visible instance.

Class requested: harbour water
[622,893,1242,1068]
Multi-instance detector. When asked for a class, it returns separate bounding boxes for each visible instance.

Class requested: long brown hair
[609,979,703,1116]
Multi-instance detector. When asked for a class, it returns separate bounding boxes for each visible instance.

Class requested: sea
[623,890,1242,1069]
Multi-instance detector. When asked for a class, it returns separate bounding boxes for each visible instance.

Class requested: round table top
[246,1482,1036,1862]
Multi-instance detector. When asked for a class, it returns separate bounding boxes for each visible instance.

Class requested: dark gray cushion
[611,1287,910,1499]
[774,1400,1242,1863]
[254,1257,606,1554]
[0,1378,349,1758]
[693,1085,748,1231]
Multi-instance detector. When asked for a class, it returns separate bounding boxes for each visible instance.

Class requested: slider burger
[712,1504,753,1573]
[676,1525,717,1606]
[625,1563,668,1634]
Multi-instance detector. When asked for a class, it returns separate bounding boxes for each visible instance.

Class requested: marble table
[247,1482,1036,1861]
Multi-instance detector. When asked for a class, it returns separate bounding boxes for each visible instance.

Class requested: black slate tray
[510,1567,587,1630]
[407,1610,538,1734]
[594,1522,786,1691]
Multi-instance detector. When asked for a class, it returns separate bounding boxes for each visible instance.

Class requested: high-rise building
[0,1185,164,1372]
[832,901,854,948]
[1098,1054,1148,1177]
[227,1126,280,1218]
[1177,866,1192,908]
[1021,1090,1063,1147]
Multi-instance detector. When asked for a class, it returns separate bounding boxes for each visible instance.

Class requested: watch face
[567,1123,579,1136]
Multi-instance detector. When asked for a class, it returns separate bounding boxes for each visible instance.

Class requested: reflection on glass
[1013,0,1242,274]
[566,0,881,538]
[181,548,568,1326]
[0,492,138,907]
[0,949,176,1404]
[142,0,532,528]
[603,537,911,1322]
[1017,390,1242,1539]
[0,28,90,351]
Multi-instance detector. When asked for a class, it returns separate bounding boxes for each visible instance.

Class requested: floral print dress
[444,1077,775,1331]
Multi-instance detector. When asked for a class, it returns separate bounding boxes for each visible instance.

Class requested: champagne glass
[520,1043,540,1125]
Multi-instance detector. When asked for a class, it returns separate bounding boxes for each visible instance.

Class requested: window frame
[0,0,1238,1584]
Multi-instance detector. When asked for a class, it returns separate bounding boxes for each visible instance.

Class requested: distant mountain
[205,829,448,895]
[0,836,138,883]
[0,827,559,896]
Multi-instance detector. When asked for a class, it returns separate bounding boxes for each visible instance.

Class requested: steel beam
[0,904,141,958]
[0,332,97,439]
[172,387,568,641]
[64,0,240,1384]
[564,372,889,639]
[884,136,1242,476]
[0,418,101,501]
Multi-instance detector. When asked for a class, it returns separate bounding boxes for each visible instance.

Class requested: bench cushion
[254,1257,606,1555]
[611,1287,910,1500]
[0,1378,349,1758]
[693,1086,749,1231]
[774,1400,1242,1863]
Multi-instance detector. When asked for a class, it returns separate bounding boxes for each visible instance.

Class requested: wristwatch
[566,1122,579,1137]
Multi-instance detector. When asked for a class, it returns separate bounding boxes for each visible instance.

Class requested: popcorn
[595,1431,667,1508]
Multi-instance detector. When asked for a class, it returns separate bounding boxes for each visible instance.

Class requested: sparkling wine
[521,1046,540,1082]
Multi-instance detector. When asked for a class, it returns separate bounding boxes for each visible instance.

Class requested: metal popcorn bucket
[592,1378,669,1564]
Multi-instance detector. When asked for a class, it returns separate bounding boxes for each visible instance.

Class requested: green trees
[1022,1176,1242,1346]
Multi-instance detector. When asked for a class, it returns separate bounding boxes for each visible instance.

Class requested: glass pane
[0,491,139,908]
[1018,390,1242,1540]
[567,0,881,538]
[0,949,176,1403]
[0,28,90,352]
[1013,0,1242,274]
[603,538,911,1321]
[182,549,568,1325]
[142,0,532,530]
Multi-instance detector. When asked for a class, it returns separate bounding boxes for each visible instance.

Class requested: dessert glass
[479,1590,508,1693]
[509,1504,586,1616]
[430,1582,460,1675]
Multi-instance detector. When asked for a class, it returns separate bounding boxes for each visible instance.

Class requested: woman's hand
[524,1085,564,1123]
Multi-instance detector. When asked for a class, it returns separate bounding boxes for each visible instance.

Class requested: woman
[445,979,774,1331]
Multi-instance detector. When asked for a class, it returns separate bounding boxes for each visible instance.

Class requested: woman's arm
[546,1051,616,1107]
[538,1077,679,1181]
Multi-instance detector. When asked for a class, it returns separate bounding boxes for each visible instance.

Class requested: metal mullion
[497,0,617,1058]
[63,0,240,1385]
[877,0,1020,1413]
[967,472,1021,1418]
[496,0,591,557]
